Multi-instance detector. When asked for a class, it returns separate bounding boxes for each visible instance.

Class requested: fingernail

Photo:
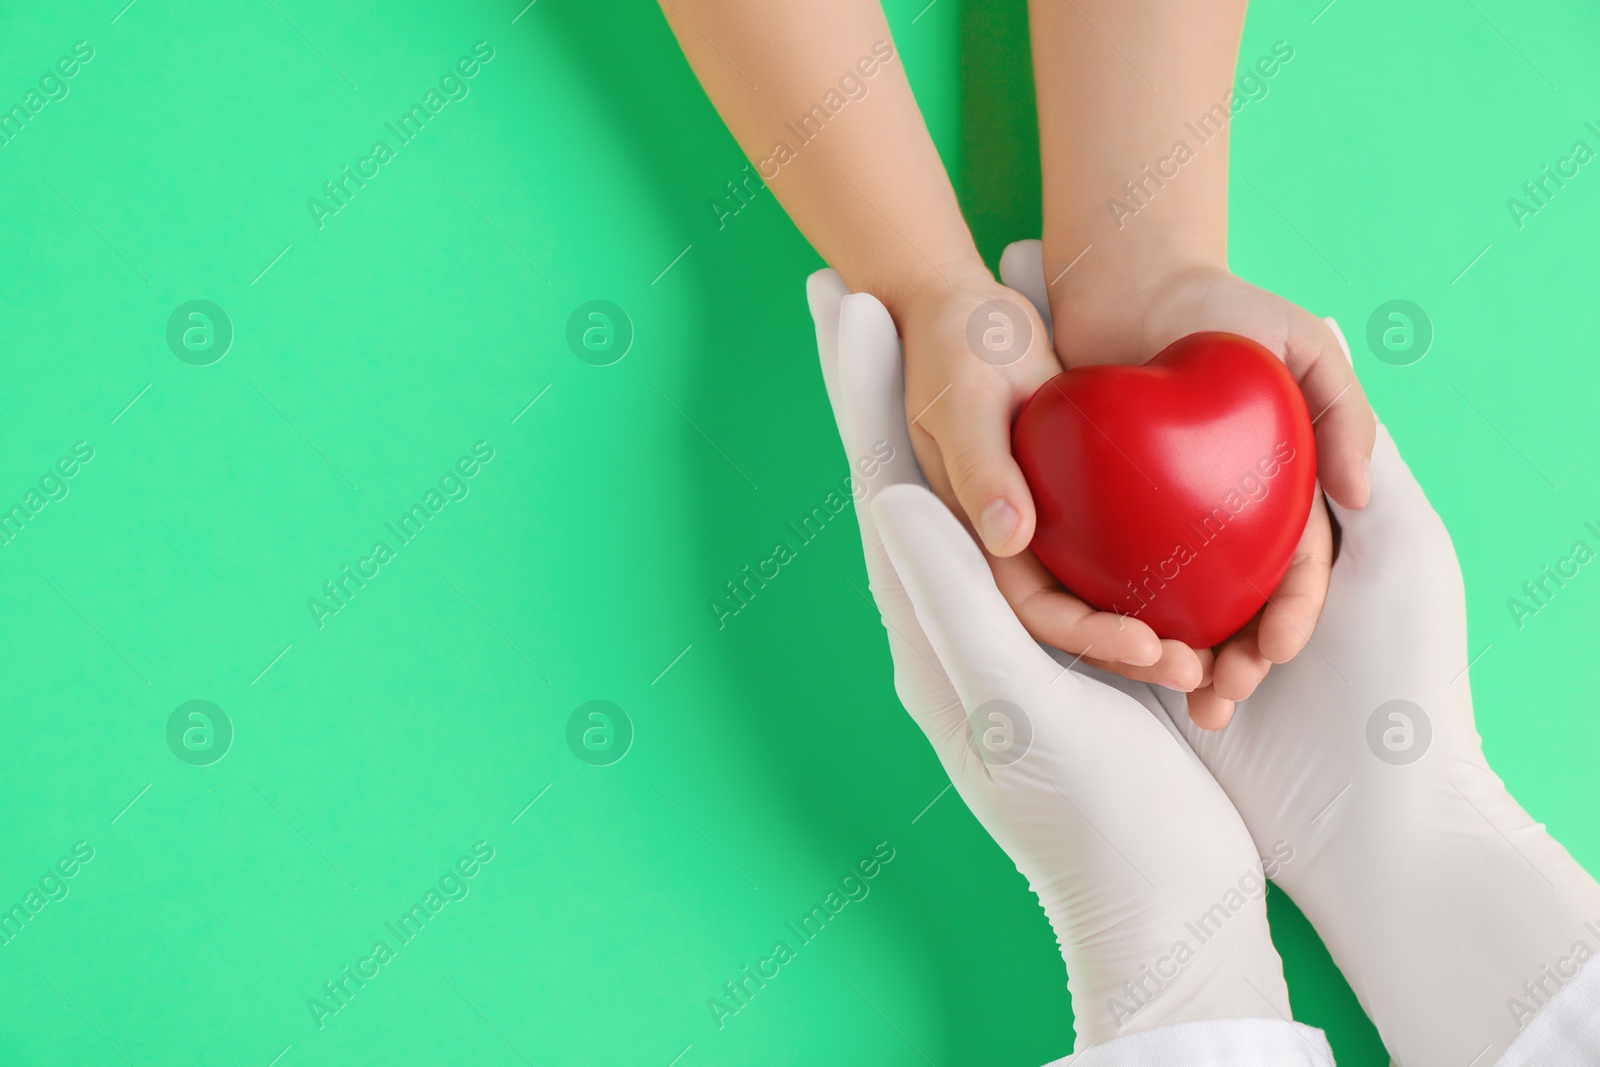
[1115,651,1160,667]
[1361,457,1372,498]
[978,499,1019,550]
[1158,677,1194,693]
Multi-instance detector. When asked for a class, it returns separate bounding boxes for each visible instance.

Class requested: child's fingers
[990,551,1166,668]
[1325,424,1436,548]
[1212,617,1271,704]
[1287,312,1376,510]
[1257,494,1333,664]
[1185,685,1236,730]
[990,551,1211,689]
[912,370,1038,557]
[1075,640,1209,693]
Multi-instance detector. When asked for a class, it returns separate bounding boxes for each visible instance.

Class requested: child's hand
[883,268,1210,691]
[889,269,1053,558]
[1036,250,1376,725]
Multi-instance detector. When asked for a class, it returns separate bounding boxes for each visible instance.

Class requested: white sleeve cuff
[1042,1017,1335,1067]
[1496,953,1600,1067]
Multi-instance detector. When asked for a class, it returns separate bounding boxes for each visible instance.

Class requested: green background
[2,0,1596,1064]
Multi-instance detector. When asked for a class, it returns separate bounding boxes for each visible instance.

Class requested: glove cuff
[1043,1017,1334,1066]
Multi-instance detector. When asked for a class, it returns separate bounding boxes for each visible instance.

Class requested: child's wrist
[872,255,995,318]
[1044,231,1223,334]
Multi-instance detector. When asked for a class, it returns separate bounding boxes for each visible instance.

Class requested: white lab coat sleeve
[1495,954,1600,1067]
[1042,1017,1335,1066]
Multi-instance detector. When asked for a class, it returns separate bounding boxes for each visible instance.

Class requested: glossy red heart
[1012,331,1317,648]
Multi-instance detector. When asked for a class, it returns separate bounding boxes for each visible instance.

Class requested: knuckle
[944,446,1011,502]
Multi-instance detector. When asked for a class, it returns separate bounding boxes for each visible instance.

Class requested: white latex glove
[997,241,1600,1065]
[807,271,1329,1058]
[1167,412,1600,1067]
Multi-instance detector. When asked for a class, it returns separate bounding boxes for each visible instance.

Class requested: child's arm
[658,1,970,309]
[1027,0,1377,723]
[661,0,1205,683]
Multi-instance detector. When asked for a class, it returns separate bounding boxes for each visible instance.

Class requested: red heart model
[1012,331,1317,649]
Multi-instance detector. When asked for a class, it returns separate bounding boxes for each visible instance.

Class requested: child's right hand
[883,268,1211,692]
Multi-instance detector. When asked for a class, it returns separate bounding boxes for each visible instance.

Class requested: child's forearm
[658,0,988,309]
[1029,0,1245,286]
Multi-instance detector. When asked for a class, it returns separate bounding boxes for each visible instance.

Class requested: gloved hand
[1167,400,1600,1067]
[998,242,1600,1067]
[808,271,1332,1060]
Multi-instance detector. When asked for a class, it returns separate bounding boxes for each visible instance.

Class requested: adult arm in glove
[808,269,1333,1063]
[998,242,1600,1067]
[1167,404,1600,1067]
